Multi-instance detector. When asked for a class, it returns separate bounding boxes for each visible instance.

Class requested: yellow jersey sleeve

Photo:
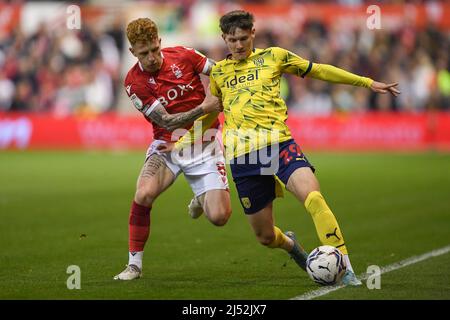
[272,47,312,77]
[308,63,374,88]
[273,47,373,87]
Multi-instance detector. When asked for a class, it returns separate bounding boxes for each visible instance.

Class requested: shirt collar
[227,48,258,63]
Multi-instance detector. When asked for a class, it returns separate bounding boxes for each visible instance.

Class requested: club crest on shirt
[170,64,183,79]
[253,57,264,67]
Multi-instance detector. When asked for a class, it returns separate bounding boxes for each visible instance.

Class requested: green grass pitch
[0,150,449,299]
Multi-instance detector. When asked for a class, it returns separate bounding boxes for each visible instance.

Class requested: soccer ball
[306,245,347,286]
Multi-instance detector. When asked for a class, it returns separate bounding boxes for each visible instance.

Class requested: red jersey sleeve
[124,79,160,118]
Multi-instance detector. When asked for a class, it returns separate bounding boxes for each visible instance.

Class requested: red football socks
[128,201,151,252]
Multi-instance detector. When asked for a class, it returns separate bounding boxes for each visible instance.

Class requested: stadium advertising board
[1,113,449,151]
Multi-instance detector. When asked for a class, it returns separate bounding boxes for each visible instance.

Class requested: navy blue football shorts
[229,139,315,214]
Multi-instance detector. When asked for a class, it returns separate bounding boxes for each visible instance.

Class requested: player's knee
[134,188,156,207]
[207,206,231,227]
[210,216,228,227]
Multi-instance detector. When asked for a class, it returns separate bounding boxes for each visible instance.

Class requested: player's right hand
[370,81,401,97]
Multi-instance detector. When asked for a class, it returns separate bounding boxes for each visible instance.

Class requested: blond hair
[126,18,159,46]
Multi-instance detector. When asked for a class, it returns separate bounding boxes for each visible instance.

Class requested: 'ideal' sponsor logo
[226,70,259,89]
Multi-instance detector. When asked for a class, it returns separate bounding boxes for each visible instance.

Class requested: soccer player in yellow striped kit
[164,10,400,285]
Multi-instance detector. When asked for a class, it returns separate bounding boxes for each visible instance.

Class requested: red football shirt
[124,46,219,141]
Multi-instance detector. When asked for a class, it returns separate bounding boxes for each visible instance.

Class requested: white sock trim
[129,251,143,270]
[343,254,354,272]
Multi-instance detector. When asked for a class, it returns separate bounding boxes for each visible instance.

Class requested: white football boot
[341,269,362,286]
[113,264,142,280]
[188,196,203,219]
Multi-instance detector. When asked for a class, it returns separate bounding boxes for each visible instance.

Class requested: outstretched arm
[308,63,400,96]
[308,63,373,87]
[277,48,400,96]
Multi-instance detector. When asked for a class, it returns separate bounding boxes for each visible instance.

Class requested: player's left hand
[370,81,401,97]
[157,142,175,153]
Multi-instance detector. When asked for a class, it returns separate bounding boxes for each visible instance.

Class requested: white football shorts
[145,138,228,197]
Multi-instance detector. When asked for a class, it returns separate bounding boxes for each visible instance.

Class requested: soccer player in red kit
[114,18,231,280]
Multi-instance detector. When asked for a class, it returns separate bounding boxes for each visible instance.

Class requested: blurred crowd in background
[0,0,449,115]
[0,18,124,115]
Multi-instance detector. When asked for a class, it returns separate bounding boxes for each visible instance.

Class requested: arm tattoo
[149,104,204,131]
[148,106,166,127]
[140,154,166,179]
